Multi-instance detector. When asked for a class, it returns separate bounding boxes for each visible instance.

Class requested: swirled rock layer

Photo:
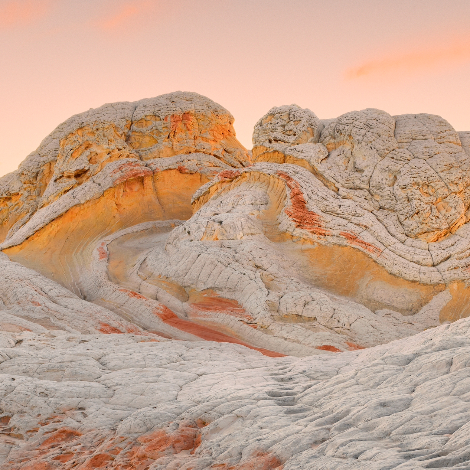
[1,93,470,468]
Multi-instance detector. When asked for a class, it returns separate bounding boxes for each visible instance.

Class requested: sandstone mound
[253,104,321,149]
[0,91,249,244]
[1,93,470,468]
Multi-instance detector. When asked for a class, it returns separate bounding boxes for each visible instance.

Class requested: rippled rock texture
[1,92,470,468]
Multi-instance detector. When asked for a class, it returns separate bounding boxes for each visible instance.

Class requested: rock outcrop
[1,92,470,468]
[0,92,249,245]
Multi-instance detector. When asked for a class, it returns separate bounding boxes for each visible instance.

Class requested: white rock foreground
[0,92,470,468]
[1,321,470,469]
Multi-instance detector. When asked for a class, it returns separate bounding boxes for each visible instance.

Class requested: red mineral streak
[124,324,144,335]
[15,463,51,470]
[276,171,330,237]
[112,162,153,185]
[212,451,283,469]
[346,341,365,350]
[218,169,242,180]
[38,415,62,427]
[39,428,82,449]
[177,165,189,174]
[16,425,201,468]
[126,426,201,464]
[97,242,107,261]
[155,305,285,357]
[98,322,123,334]
[100,320,161,339]
[81,453,114,469]
[5,424,282,469]
[339,231,382,256]
[51,453,74,463]
[190,294,254,322]
[119,288,147,300]
[166,112,194,136]
[104,287,281,355]
[8,427,103,469]
[316,345,341,352]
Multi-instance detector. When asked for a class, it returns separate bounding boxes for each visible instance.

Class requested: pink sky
[1,0,470,177]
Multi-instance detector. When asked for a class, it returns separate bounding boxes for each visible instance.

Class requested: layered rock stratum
[0,91,470,468]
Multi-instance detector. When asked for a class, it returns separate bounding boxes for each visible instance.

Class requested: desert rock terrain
[1,92,470,468]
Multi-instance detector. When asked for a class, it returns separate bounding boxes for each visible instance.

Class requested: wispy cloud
[0,0,55,29]
[346,36,470,80]
[96,0,158,31]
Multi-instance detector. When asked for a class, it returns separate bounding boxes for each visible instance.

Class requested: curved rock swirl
[1,93,470,468]
[0,92,260,346]
[2,96,470,352]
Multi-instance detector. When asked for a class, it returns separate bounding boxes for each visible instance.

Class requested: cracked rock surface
[1,319,470,468]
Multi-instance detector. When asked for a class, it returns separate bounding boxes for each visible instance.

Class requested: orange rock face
[129,110,246,164]
[3,170,210,292]
[0,92,249,245]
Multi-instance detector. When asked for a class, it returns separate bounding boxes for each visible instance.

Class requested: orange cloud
[0,0,55,28]
[347,36,470,80]
[96,0,157,31]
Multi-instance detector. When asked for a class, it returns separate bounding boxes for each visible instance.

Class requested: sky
[1,0,470,177]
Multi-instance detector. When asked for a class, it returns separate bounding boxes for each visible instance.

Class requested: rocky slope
[1,92,470,468]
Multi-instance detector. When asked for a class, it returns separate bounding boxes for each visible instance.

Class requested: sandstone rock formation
[1,92,470,468]
[0,92,249,245]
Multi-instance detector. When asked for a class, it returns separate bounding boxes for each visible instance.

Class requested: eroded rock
[1,93,470,468]
[0,92,249,244]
